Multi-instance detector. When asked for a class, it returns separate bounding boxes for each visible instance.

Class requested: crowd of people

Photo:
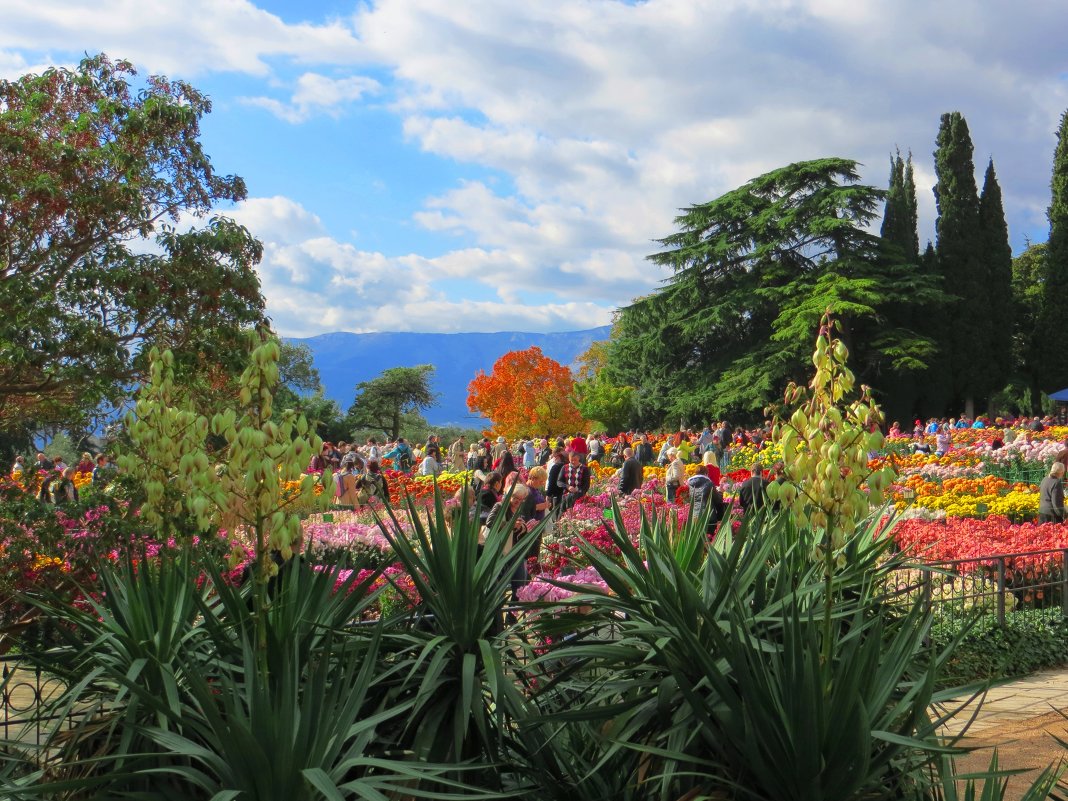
[10,450,116,506]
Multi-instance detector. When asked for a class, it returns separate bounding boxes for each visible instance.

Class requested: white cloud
[0,0,366,77]
[242,72,381,122]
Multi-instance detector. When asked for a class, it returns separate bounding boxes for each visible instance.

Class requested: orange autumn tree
[467,346,586,438]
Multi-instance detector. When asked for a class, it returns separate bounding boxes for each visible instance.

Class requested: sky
[3,0,1067,337]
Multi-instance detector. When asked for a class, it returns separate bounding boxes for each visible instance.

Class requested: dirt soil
[954,710,1068,800]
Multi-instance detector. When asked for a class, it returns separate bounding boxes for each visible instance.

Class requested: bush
[931,608,1068,684]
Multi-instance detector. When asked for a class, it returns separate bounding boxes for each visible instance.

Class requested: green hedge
[930,609,1068,684]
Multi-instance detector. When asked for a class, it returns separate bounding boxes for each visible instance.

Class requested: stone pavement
[942,667,1068,800]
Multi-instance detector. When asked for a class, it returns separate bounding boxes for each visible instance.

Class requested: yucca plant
[375,484,538,781]
[522,504,1056,800]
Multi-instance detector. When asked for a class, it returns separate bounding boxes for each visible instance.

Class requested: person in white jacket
[664,448,686,502]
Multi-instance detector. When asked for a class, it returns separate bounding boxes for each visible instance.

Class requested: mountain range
[287,327,612,427]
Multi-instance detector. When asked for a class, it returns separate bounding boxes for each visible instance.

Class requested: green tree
[346,365,438,441]
[608,158,940,423]
[572,339,635,431]
[978,159,1015,397]
[1035,110,1068,393]
[880,150,919,262]
[0,55,264,433]
[932,111,987,415]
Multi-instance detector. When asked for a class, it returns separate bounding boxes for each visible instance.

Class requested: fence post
[997,557,1007,627]
[1062,549,1068,619]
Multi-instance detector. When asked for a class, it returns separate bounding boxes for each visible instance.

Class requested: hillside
[287,327,612,426]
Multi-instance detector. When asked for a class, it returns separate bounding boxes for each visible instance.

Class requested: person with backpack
[384,438,413,471]
[360,460,389,504]
[51,467,79,506]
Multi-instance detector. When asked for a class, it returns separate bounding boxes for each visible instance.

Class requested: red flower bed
[895,516,1068,570]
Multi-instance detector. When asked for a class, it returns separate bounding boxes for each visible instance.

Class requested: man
[686,473,727,533]
[1039,462,1066,524]
[635,434,654,466]
[35,452,54,471]
[449,435,466,471]
[558,450,590,511]
[586,432,604,463]
[619,447,643,495]
[737,463,769,514]
[491,436,508,461]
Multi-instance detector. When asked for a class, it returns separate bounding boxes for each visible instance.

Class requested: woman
[474,471,503,529]
[935,424,952,457]
[75,452,95,475]
[484,482,533,595]
[493,449,518,483]
[1039,463,1066,524]
[51,467,79,506]
[336,457,364,508]
[665,448,685,502]
[702,448,722,486]
[362,460,389,503]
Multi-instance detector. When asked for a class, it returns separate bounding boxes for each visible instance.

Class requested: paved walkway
[942,667,1068,800]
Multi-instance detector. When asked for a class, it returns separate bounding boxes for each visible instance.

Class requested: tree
[0,55,263,432]
[346,365,437,441]
[572,340,635,432]
[932,111,987,415]
[880,150,919,262]
[978,159,1015,395]
[467,347,586,437]
[608,158,941,424]
[1035,109,1068,393]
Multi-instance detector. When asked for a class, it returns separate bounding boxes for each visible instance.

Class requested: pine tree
[978,159,1015,397]
[1035,110,1068,393]
[933,111,987,416]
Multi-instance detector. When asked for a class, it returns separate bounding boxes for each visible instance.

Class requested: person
[307,444,328,474]
[473,471,503,528]
[558,450,590,511]
[521,438,537,468]
[384,438,414,471]
[51,467,79,506]
[75,452,95,475]
[52,455,68,473]
[465,443,481,470]
[424,435,442,463]
[664,448,685,502]
[491,436,509,461]
[361,460,389,503]
[11,455,26,476]
[587,433,604,463]
[536,438,552,466]
[935,424,952,457]
[635,434,654,466]
[737,463,769,514]
[417,453,440,476]
[522,466,550,524]
[493,448,518,483]
[1054,440,1068,473]
[336,458,363,508]
[888,421,902,438]
[92,453,115,486]
[568,433,588,462]
[1039,463,1066,524]
[449,436,466,471]
[656,438,672,467]
[702,448,721,486]
[483,482,534,596]
[685,473,726,534]
[545,449,566,511]
[619,447,643,495]
[366,438,381,462]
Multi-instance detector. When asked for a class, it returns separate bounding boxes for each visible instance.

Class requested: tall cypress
[1035,110,1068,393]
[978,159,1014,395]
[933,111,987,416]
[903,155,920,261]
[881,153,908,250]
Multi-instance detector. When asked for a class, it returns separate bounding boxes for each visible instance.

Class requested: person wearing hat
[491,436,508,461]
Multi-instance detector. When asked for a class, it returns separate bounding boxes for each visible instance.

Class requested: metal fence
[884,547,1068,631]
[0,656,77,749]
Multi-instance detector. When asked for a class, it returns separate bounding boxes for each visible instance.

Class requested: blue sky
[3,0,1067,336]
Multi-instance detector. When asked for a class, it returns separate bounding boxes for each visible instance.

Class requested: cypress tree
[882,150,921,262]
[903,155,920,261]
[978,159,1014,397]
[933,111,987,417]
[1035,110,1068,393]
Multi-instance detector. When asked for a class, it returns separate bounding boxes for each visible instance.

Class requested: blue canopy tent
[1049,388,1068,423]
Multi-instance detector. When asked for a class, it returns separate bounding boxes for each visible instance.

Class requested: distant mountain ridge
[287,327,612,427]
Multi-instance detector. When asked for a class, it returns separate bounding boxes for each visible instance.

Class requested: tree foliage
[932,112,987,413]
[467,346,585,437]
[607,158,940,425]
[978,159,1015,394]
[346,365,437,441]
[572,339,635,431]
[0,54,264,432]
[1035,110,1068,393]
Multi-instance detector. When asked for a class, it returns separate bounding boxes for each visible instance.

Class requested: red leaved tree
[467,347,586,438]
